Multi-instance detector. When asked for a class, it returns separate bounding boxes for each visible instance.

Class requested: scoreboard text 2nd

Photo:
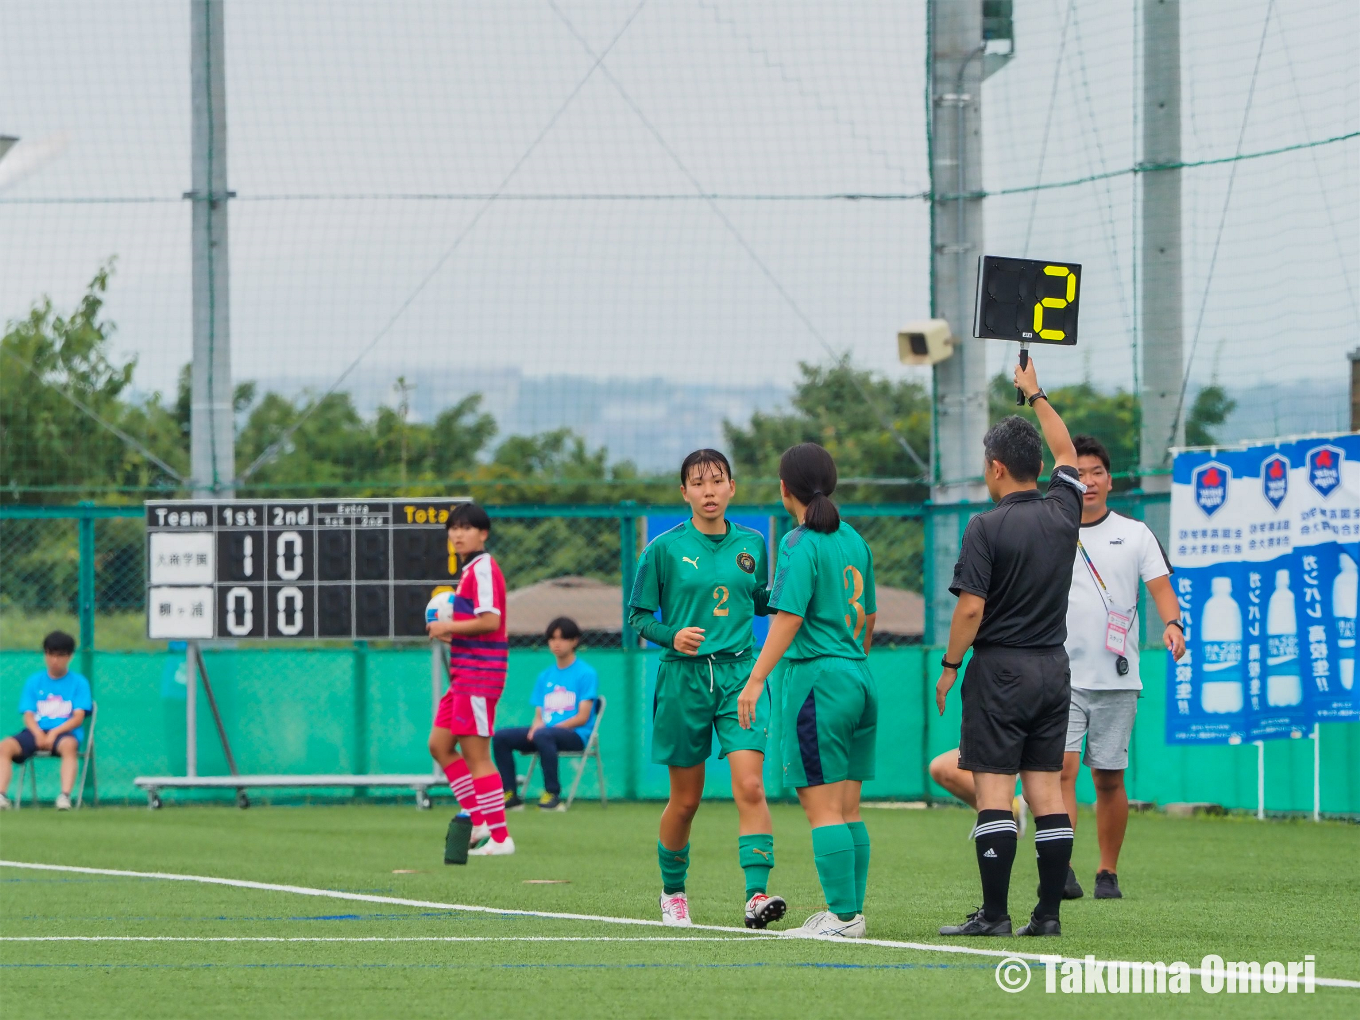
[145,499,470,641]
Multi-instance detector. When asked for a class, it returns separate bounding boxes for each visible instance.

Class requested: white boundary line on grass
[0,936,762,943]
[3,861,1357,990]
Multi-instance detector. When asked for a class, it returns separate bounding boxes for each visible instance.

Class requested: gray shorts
[1065,688,1139,770]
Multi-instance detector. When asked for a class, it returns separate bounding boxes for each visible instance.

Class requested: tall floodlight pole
[1139,0,1183,509]
[927,0,989,644]
[188,0,234,499]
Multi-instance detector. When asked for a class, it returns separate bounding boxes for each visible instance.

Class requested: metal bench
[133,773,445,810]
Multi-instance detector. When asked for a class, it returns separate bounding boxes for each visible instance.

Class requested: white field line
[3,860,1357,990]
[0,936,761,943]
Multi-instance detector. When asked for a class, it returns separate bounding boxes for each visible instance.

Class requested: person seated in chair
[0,631,92,810]
[494,617,597,811]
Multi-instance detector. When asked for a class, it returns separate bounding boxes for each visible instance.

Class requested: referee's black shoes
[939,908,1012,937]
[1016,913,1062,936]
[1037,865,1084,900]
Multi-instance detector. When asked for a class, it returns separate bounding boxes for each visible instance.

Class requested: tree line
[2,263,1234,507]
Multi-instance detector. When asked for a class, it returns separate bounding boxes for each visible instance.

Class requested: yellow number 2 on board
[1031,265,1076,341]
[713,586,730,617]
[843,566,866,640]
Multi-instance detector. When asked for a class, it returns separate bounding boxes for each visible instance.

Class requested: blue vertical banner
[1291,437,1360,724]
[1169,447,1286,743]
[1170,433,1360,745]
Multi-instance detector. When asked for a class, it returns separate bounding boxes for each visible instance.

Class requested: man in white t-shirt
[927,434,1186,899]
[1061,434,1184,900]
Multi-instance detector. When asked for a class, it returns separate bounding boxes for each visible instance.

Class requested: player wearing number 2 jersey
[628,449,785,930]
[738,443,877,939]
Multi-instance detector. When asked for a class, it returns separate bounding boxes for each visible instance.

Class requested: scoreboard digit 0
[145,498,471,641]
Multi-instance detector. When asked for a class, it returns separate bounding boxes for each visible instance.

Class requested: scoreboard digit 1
[145,498,471,641]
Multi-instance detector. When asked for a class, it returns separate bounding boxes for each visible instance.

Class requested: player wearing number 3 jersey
[738,443,877,939]
[628,450,785,930]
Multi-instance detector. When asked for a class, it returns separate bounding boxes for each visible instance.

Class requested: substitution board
[145,499,469,641]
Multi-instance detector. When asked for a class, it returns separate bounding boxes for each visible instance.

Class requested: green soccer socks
[846,820,870,913]
[810,824,858,921]
[738,833,775,899]
[658,840,690,895]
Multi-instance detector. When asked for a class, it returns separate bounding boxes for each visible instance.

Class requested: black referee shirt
[949,465,1085,649]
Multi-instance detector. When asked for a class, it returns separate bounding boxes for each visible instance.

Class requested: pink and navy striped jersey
[449,551,508,696]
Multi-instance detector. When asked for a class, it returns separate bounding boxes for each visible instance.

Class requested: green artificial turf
[1,802,1355,1018]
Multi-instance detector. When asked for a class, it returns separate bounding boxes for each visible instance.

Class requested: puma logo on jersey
[682,556,700,569]
[1109,537,1125,545]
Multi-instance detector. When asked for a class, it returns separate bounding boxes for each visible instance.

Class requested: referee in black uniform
[936,357,1084,938]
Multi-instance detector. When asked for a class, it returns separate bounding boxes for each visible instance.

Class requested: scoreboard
[972,255,1082,346]
[145,498,469,641]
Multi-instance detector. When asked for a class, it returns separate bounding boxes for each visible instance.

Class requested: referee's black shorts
[958,645,1071,774]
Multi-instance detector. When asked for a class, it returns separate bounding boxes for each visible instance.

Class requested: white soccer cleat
[0,793,11,810]
[659,892,693,926]
[55,793,72,811]
[470,822,492,848]
[468,835,515,856]
[790,910,865,938]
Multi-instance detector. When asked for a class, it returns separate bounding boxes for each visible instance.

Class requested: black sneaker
[444,815,473,865]
[1038,866,1084,900]
[1094,870,1122,899]
[504,793,525,811]
[939,908,1012,937]
[1016,912,1062,936]
[537,792,564,811]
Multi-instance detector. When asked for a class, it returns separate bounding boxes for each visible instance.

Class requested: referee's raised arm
[1015,357,1077,471]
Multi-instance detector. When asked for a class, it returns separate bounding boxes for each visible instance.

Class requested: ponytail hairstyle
[779,442,840,533]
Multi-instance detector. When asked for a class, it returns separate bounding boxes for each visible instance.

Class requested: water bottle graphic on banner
[1334,552,1358,691]
[1265,569,1302,707]
[1201,577,1244,714]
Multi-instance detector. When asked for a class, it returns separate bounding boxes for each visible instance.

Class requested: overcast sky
[2,1,1356,428]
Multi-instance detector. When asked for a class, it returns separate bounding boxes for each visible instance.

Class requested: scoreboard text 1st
[145,499,471,641]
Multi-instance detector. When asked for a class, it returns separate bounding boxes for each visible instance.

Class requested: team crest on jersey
[1261,454,1289,510]
[1193,461,1229,517]
[735,552,756,574]
[1306,444,1343,498]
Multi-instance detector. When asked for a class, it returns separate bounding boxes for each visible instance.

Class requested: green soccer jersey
[630,519,771,660]
[769,522,877,661]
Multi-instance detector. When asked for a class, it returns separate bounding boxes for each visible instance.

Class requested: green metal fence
[2,500,1357,815]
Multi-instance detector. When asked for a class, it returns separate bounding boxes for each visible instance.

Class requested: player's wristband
[941,656,963,671]
[1164,619,1184,631]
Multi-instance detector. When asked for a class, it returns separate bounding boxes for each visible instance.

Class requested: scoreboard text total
[145,499,470,641]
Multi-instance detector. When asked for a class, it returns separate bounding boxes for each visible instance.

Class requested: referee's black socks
[1034,813,1075,918]
[972,810,1017,922]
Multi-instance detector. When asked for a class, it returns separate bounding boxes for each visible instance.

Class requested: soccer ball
[425,591,456,625]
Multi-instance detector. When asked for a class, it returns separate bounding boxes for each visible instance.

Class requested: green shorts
[651,656,769,768]
[780,657,877,788]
